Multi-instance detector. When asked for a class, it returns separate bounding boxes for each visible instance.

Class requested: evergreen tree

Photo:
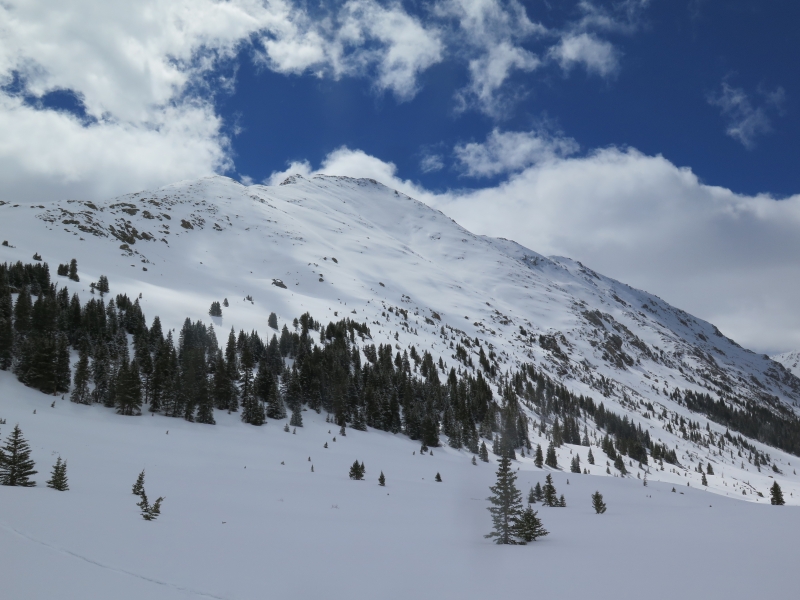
[701,472,708,486]
[132,469,145,495]
[534,444,544,468]
[68,258,79,282]
[208,301,222,317]
[479,440,490,462]
[379,471,386,486]
[268,312,278,329]
[570,454,581,473]
[349,460,364,480]
[515,506,548,543]
[485,455,524,544]
[114,358,143,415]
[435,472,442,482]
[545,442,558,469]
[528,487,536,504]
[591,491,607,514]
[587,447,595,465]
[289,407,303,427]
[70,342,91,404]
[770,481,785,505]
[46,457,69,491]
[558,494,566,507]
[614,454,627,475]
[0,424,38,486]
[542,474,557,507]
[0,281,13,370]
[534,482,544,502]
[706,462,714,475]
[97,275,110,294]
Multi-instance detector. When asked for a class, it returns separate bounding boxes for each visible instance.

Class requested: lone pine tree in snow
[0,424,38,486]
[46,457,69,491]
[349,460,365,480]
[132,470,145,496]
[591,491,607,514]
[485,455,524,545]
[378,471,385,486]
[587,448,595,465]
[770,482,785,505]
[132,470,164,520]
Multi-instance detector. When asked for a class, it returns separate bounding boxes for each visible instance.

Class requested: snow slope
[1,375,799,600]
[773,350,800,378]
[2,174,800,598]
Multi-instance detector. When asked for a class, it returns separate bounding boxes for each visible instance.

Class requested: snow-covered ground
[1,374,798,600]
[2,174,800,598]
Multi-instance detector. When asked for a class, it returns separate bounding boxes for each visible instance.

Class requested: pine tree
[515,506,548,543]
[268,312,278,329]
[0,281,13,370]
[534,444,543,468]
[349,460,364,480]
[558,494,566,507]
[570,454,581,473]
[701,472,708,486]
[479,440,490,462]
[289,407,303,428]
[208,301,222,317]
[587,447,595,465]
[46,457,69,491]
[706,462,714,475]
[0,424,38,486]
[770,481,785,505]
[545,442,558,468]
[534,482,544,502]
[70,343,91,404]
[379,471,386,486]
[132,470,145,496]
[435,472,442,482]
[542,474,557,507]
[591,491,607,514]
[614,454,627,475]
[68,258,79,282]
[485,455,524,544]
[528,487,536,504]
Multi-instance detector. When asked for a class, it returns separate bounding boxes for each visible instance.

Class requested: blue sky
[219,1,799,197]
[3,0,800,352]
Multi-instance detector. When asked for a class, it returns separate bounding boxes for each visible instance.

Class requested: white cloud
[420,154,445,173]
[548,33,620,77]
[273,142,800,353]
[708,81,785,149]
[455,127,579,177]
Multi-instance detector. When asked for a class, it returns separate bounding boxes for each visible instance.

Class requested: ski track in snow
[1,522,229,600]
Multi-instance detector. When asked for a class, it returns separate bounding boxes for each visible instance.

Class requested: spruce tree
[132,470,145,495]
[68,258,79,282]
[379,471,386,486]
[0,424,38,486]
[591,491,607,514]
[534,443,543,468]
[479,440,490,462]
[614,454,627,475]
[349,460,364,480]
[515,506,548,543]
[528,487,536,504]
[545,442,558,468]
[587,447,595,465]
[542,474,557,507]
[46,457,69,491]
[570,454,581,473]
[70,343,91,404]
[534,482,544,502]
[701,472,708,486]
[0,281,13,370]
[770,481,785,505]
[435,472,442,482]
[485,455,524,545]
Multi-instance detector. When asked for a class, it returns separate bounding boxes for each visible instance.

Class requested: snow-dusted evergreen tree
[46,457,69,491]
[570,454,581,473]
[378,471,385,486]
[485,455,523,545]
[515,507,548,543]
[587,447,595,465]
[132,470,145,496]
[534,482,544,502]
[0,424,38,486]
[349,460,364,480]
[479,440,489,462]
[591,491,607,514]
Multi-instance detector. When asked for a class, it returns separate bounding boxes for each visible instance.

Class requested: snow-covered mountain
[3,174,800,599]
[772,350,800,378]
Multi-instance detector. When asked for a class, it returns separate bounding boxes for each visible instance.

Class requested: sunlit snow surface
[2,175,800,598]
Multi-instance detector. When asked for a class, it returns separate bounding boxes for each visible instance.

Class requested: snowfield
[1,375,799,600]
[2,174,800,598]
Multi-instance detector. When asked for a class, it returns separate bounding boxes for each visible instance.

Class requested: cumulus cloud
[269,141,800,353]
[548,33,620,77]
[455,128,579,177]
[708,81,786,149]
